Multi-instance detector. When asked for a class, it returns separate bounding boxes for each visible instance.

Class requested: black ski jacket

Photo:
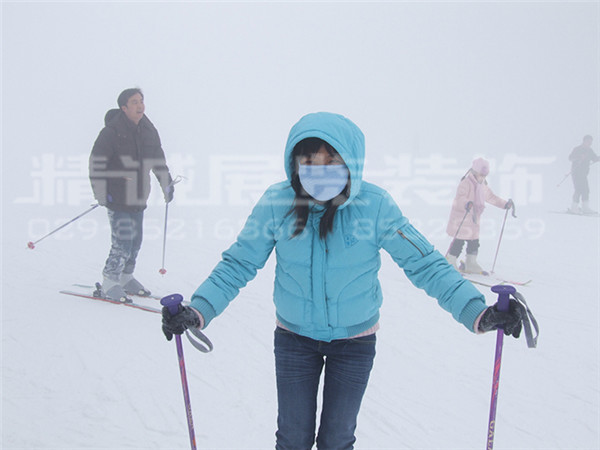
[89,109,172,212]
[569,145,599,177]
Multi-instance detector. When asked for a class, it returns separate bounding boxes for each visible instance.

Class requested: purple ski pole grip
[491,284,515,314]
[160,293,184,315]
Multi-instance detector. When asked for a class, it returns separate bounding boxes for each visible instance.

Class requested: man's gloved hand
[97,193,113,207]
[478,299,523,337]
[164,184,174,203]
[162,304,201,341]
[505,198,514,210]
[465,201,473,212]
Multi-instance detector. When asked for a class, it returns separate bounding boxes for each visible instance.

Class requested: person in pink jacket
[445,158,513,273]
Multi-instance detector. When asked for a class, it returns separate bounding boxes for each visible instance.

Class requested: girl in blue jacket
[162,112,523,449]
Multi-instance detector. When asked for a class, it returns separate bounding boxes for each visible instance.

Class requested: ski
[461,272,532,287]
[460,277,496,288]
[72,283,162,300]
[549,210,599,218]
[59,289,162,314]
[69,283,191,306]
[497,277,532,287]
[457,261,531,286]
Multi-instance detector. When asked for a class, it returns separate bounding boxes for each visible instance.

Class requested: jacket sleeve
[454,178,473,209]
[484,185,507,209]
[152,162,173,199]
[190,189,277,327]
[569,147,581,162]
[89,127,115,205]
[146,125,173,196]
[377,191,487,332]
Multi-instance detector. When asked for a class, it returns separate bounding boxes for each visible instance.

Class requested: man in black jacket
[89,88,173,301]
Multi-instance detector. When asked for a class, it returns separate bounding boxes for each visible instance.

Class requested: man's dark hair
[117,88,143,108]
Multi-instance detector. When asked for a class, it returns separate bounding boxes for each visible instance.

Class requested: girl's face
[473,171,486,183]
[298,145,345,166]
[296,144,349,203]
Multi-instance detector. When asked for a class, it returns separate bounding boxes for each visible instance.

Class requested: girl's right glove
[478,299,523,338]
[162,304,201,341]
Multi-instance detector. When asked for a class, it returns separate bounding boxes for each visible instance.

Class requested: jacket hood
[104,108,121,126]
[284,112,365,208]
[104,108,152,131]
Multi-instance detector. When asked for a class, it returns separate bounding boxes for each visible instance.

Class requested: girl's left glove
[478,299,523,337]
[162,304,201,341]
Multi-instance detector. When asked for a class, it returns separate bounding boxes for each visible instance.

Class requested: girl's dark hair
[287,137,350,239]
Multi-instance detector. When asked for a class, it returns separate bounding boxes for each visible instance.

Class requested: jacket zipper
[397,230,425,257]
[311,217,330,333]
[322,240,329,330]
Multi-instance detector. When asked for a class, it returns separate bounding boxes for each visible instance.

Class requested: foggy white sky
[2,1,598,208]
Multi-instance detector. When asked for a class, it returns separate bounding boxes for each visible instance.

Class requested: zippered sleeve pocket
[385,223,435,264]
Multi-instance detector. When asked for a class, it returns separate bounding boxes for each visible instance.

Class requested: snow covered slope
[2,202,598,449]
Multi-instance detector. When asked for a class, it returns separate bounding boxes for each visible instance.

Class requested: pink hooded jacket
[446,167,507,241]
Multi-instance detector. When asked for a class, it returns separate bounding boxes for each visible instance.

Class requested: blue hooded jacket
[190,112,487,342]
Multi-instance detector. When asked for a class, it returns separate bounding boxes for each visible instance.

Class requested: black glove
[97,193,112,207]
[505,199,514,210]
[465,201,473,212]
[478,299,523,337]
[162,304,201,341]
[164,184,174,203]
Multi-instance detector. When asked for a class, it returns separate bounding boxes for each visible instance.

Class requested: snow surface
[4,203,600,449]
[2,2,599,449]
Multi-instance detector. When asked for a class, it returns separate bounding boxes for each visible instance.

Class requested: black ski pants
[572,172,590,203]
[448,238,480,257]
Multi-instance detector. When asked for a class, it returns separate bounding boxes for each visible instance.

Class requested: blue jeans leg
[317,335,376,450]
[275,328,324,450]
[102,210,144,280]
[274,328,376,450]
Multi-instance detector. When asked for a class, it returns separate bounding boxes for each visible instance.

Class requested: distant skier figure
[568,135,599,214]
[89,88,174,302]
[446,158,513,274]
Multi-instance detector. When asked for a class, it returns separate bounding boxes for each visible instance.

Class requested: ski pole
[490,203,516,274]
[27,203,99,249]
[486,284,514,450]
[445,205,471,258]
[556,171,571,187]
[159,202,170,275]
[159,176,183,275]
[161,294,197,450]
[558,161,598,187]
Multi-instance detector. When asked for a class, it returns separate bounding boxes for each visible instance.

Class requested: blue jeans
[274,327,376,450]
[102,209,144,281]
